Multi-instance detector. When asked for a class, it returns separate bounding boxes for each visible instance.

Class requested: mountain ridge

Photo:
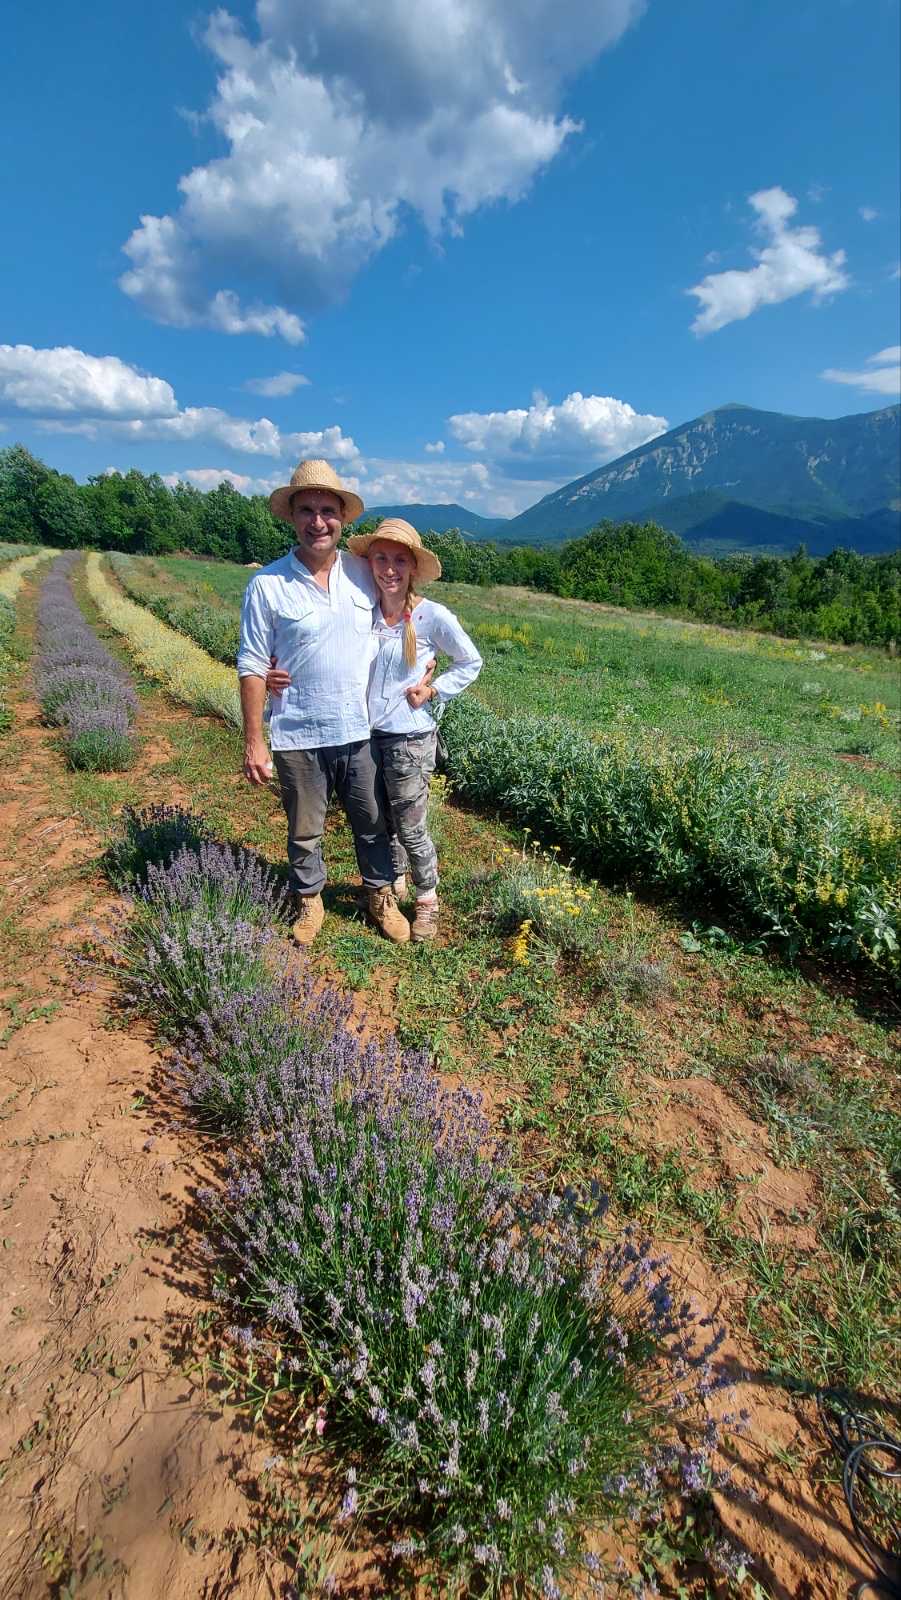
[501,402,900,549]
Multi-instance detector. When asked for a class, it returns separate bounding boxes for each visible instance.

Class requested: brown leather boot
[367,886,410,943]
[411,898,440,943]
[291,892,324,946]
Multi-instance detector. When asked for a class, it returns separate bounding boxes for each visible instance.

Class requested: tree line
[2,444,898,646]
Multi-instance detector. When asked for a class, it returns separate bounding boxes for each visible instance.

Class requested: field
[0,548,898,1598]
[137,554,901,801]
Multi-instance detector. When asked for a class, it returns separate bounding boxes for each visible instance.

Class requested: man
[237,458,409,946]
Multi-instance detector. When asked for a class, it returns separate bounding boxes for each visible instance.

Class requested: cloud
[859,206,878,222]
[448,390,667,475]
[160,466,278,493]
[119,0,645,337]
[1,341,358,462]
[821,345,901,397]
[687,187,850,335]
[424,439,445,453]
[0,344,178,418]
[49,409,360,461]
[244,371,310,397]
[120,214,306,342]
[353,454,557,517]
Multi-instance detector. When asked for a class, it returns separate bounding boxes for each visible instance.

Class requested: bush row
[93,806,747,1595]
[441,698,900,973]
[108,551,240,665]
[85,554,242,727]
[35,555,138,771]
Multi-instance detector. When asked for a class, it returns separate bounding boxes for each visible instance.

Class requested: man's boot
[411,898,440,943]
[291,892,324,946]
[367,886,410,943]
[392,872,408,899]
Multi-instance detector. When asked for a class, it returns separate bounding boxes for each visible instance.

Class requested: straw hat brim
[346,529,442,583]
[269,481,364,525]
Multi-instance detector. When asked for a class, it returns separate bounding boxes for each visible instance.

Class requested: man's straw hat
[346,518,442,583]
[269,459,364,525]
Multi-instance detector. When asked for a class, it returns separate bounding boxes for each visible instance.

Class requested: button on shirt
[368,598,483,735]
[237,549,378,750]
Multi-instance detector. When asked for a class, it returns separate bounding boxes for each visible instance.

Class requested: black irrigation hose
[818,1391,901,1598]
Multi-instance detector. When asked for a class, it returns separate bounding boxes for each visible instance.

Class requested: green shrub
[103,803,212,886]
[488,840,604,959]
[443,699,900,972]
[66,725,135,772]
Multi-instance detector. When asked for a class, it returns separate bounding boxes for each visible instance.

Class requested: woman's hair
[403,581,421,667]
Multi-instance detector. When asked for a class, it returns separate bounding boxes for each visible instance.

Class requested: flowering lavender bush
[40,663,139,727]
[109,843,289,1036]
[171,971,353,1130]
[211,1033,736,1596]
[103,803,212,887]
[35,555,138,770]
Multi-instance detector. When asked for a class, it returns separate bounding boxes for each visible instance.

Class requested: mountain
[503,403,901,551]
[358,502,509,537]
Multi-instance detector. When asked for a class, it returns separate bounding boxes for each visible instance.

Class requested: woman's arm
[427,607,483,702]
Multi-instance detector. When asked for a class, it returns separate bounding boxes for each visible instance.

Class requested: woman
[267,518,482,942]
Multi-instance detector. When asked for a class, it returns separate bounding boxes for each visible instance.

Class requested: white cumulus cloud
[0,344,178,418]
[448,390,667,475]
[859,205,878,222]
[424,439,445,453]
[119,0,645,337]
[821,346,901,397]
[2,342,358,462]
[687,187,850,336]
[244,371,310,397]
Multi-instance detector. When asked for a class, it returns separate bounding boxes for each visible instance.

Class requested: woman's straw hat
[269,459,364,525]
[346,517,442,583]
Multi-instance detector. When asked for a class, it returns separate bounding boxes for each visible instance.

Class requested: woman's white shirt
[368,598,482,734]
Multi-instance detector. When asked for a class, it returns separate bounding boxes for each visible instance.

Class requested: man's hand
[243,736,274,785]
[406,657,436,710]
[266,653,292,695]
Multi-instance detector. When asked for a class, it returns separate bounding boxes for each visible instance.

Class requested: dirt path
[0,676,295,1597]
[0,572,882,1599]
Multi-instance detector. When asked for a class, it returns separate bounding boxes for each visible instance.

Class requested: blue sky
[2,0,899,517]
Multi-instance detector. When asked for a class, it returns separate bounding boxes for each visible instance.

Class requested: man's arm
[237,577,276,785]
[240,675,274,784]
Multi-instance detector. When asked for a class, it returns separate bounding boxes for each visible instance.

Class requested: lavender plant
[103,803,212,887]
[171,970,353,1130]
[210,1033,738,1596]
[35,555,138,770]
[106,843,290,1036]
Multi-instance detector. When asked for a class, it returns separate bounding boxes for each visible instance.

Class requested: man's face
[290,489,344,562]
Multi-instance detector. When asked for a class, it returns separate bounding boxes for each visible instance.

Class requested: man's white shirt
[238,549,377,750]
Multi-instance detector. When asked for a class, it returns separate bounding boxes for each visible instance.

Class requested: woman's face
[369,539,415,601]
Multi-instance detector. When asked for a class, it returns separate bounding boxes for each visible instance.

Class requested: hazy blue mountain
[502,403,900,551]
[357,502,509,536]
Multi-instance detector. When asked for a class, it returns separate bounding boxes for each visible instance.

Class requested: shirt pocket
[352,595,374,634]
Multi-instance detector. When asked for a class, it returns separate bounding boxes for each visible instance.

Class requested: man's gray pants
[374,730,439,893]
[273,740,394,896]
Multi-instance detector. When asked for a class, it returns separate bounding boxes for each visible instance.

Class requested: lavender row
[96,807,749,1596]
[35,554,138,770]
